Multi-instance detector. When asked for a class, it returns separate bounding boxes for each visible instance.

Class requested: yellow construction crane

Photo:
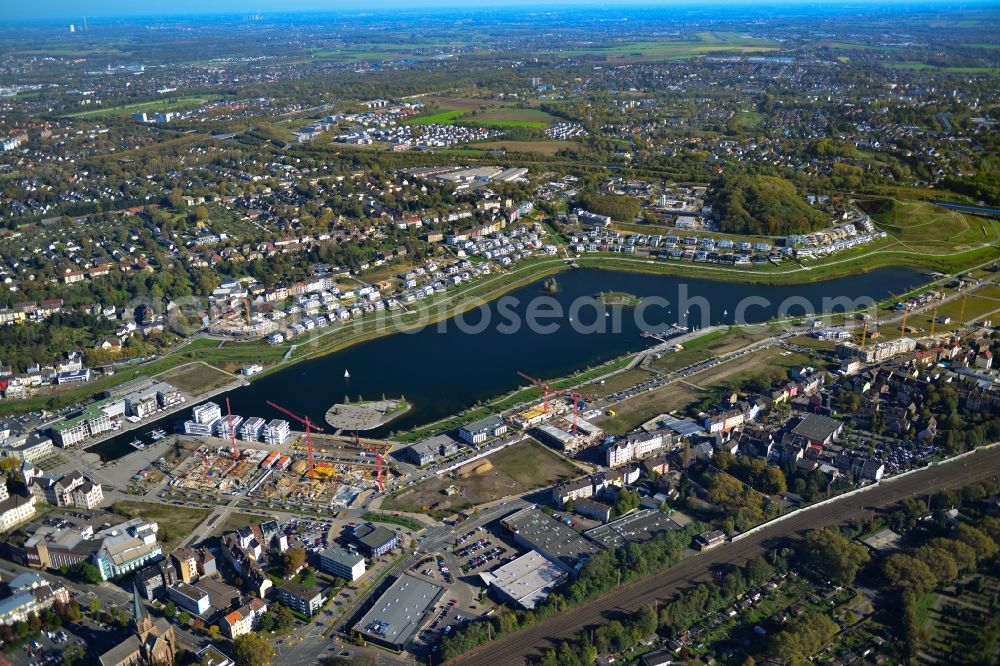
[930,306,938,337]
[959,293,968,324]
[900,307,909,336]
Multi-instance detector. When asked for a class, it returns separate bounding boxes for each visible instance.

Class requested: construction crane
[354,432,384,493]
[930,306,938,337]
[242,298,252,326]
[517,371,554,413]
[566,391,590,435]
[266,400,322,478]
[225,397,239,461]
[546,388,591,435]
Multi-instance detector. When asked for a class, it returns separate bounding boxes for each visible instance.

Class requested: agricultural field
[418,95,502,112]
[401,109,466,125]
[475,140,582,156]
[65,95,220,118]
[885,62,1000,74]
[553,32,780,62]
[308,38,480,63]
[463,107,558,128]
[156,361,237,397]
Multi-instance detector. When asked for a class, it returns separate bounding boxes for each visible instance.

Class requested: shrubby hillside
[710,174,827,235]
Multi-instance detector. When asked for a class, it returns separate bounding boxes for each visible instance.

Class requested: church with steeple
[98,584,177,666]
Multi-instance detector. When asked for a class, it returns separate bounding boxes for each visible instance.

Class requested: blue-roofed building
[0,573,69,624]
[8,571,46,591]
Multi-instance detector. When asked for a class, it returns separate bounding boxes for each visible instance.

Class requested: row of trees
[706,470,778,533]
[768,610,839,664]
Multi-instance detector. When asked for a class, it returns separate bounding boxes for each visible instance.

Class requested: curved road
[452,446,1000,666]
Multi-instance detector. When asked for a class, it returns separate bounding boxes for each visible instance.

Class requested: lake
[91,266,928,459]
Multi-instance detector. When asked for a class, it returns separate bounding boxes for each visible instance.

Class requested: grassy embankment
[600,344,814,435]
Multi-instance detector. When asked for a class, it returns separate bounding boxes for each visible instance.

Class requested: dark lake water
[92,266,928,460]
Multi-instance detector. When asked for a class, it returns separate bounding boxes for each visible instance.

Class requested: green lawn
[401,109,465,125]
[155,362,236,397]
[110,500,210,552]
[208,512,263,538]
[870,199,998,253]
[489,439,579,488]
[650,327,771,373]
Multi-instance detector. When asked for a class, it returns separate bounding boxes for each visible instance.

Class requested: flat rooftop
[482,550,565,610]
[502,507,602,571]
[859,528,904,553]
[354,574,443,647]
[583,509,682,550]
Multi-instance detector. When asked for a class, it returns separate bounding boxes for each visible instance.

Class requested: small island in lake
[596,290,641,306]
[542,276,560,294]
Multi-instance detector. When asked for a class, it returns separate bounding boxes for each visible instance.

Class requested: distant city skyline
[1,0,989,22]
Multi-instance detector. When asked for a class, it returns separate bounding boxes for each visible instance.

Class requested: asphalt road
[452,446,1000,666]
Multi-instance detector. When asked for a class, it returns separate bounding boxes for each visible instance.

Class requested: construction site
[167,398,393,508]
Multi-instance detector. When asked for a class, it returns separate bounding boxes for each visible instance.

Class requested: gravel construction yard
[382,439,578,517]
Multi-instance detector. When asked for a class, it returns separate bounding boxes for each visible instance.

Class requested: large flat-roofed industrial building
[583,509,683,550]
[479,550,566,610]
[354,574,444,651]
[501,507,601,574]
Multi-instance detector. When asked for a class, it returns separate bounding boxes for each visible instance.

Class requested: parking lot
[454,528,514,575]
[285,517,334,554]
[850,430,941,474]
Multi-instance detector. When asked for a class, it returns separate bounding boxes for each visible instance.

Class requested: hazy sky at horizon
[0,0,980,22]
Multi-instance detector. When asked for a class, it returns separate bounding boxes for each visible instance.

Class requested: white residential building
[263,419,290,445]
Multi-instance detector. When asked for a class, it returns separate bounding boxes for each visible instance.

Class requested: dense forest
[709,174,827,236]
[576,193,641,222]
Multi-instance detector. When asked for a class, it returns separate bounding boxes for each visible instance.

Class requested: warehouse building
[354,574,443,651]
[501,507,601,574]
[583,509,683,550]
[479,550,566,610]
